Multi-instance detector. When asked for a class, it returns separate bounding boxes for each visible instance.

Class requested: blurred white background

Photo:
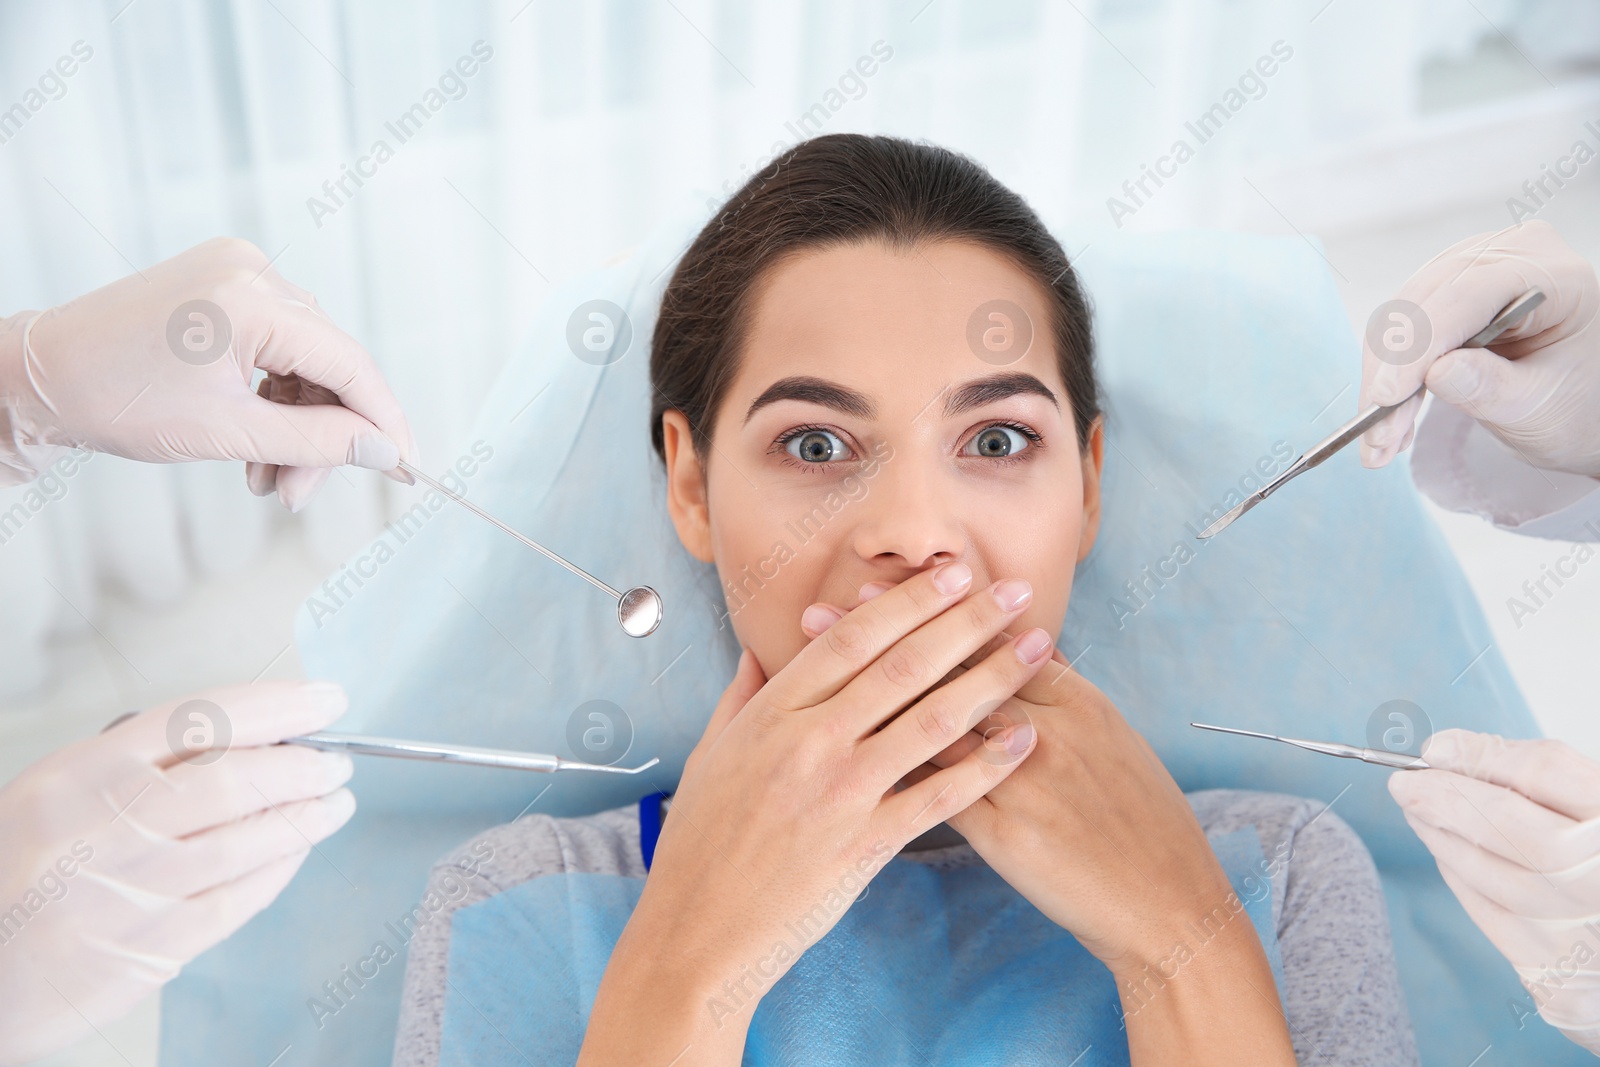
[2,0,1599,1062]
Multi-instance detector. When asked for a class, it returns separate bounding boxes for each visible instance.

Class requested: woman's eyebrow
[742,372,1059,424]
[944,373,1060,416]
[744,376,875,423]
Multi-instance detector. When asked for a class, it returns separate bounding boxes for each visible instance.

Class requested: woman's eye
[784,429,852,463]
[965,425,1030,458]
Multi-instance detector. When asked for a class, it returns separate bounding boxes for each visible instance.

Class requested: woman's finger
[825,579,1036,739]
[683,648,766,778]
[796,581,904,639]
[799,603,846,638]
[878,722,1035,841]
[792,591,1016,676]
[858,628,1052,787]
[921,731,984,771]
[764,562,976,711]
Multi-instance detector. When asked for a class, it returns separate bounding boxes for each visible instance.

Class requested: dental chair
[161,213,1568,1065]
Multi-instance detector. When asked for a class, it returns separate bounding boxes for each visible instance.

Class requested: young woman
[392,134,1417,1066]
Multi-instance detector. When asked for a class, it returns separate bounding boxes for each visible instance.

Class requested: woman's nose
[847,461,966,570]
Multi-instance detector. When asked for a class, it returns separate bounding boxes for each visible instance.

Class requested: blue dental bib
[436,829,1280,1066]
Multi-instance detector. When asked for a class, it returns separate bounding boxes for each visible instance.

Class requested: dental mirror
[394,460,663,638]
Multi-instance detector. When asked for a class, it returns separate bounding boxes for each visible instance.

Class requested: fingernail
[1387,772,1414,805]
[331,787,357,817]
[801,604,843,635]
[933,562,972,595]
[317,788,357,833]
[1014,628,1052,664]
[859,581,893,602]
[352,433,401,471]
[319,751,356,783]
[992,579,1032,612]
[305,681,347,712]
[1005,723,1034,756]
[246,462,278,496]
[1420,731,1455,765]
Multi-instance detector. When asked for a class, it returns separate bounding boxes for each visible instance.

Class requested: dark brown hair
[649,133,1097,459]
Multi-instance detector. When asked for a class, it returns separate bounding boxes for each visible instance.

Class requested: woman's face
[662,238,1104,678]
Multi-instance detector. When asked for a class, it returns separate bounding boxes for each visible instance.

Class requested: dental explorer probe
[393,459,663,638]
[99,711,659,774]
[1190,722,1429,770]
[289,732,660,774]
[1196,288,1548,540]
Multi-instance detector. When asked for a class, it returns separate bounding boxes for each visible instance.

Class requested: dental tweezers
[1190,722,1429,770]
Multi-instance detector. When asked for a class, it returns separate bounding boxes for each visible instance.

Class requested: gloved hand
[0,236,416,510]
[1389,728,1600,1052]
[0,681,356,1066]
[1360,220,1600,476]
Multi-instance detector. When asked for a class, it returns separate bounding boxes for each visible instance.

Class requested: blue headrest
[162,219,1580,1065]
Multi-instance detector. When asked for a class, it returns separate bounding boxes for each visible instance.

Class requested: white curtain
[1,0,1594,699]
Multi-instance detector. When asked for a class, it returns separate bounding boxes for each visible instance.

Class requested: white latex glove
[0,236,416,510]
[0,681,356,1066]
[1360,220,1600,476]
[1389,728,1600,1053]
